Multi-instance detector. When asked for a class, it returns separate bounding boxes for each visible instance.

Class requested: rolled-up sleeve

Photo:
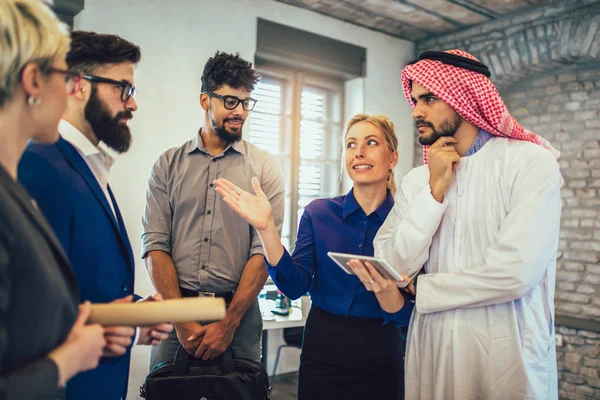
[249,155,285,257]
[141,154,172,258]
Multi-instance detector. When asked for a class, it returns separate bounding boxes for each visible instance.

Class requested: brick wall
[503,69,600,321]
[557,326,600,400]
[502,69,600,400]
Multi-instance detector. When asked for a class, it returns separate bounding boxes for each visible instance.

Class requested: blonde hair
[344,113,399,196]
[0,0,70,108]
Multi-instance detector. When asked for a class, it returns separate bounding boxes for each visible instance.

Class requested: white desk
[260,298,306,330]
[259,296,308,370]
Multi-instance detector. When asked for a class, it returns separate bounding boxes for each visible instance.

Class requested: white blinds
[249,80,282,155]
[299,90,326,200]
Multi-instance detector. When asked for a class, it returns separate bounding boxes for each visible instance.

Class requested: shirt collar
[464,129,493,157]
[187,129,246,156]
[341,188,394,221]
[230,139,246,155]
[59,120,115,166]
[187,130,201,153]
[59,120,100,156]
[342,188,361,219]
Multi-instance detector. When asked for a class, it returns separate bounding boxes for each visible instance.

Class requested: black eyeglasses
[206,91,257,111]
[81,74,136,102]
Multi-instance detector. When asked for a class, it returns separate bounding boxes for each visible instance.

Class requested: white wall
[75,1,414,398]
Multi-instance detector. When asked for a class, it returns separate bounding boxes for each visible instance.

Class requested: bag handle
[171,345,236,376]
[219,347,236,374]
[172,345,190,376]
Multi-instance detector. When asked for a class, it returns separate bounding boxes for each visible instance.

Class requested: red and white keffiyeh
[402,49,559,164]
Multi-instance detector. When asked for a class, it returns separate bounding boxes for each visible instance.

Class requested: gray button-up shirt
[141,131,284,293]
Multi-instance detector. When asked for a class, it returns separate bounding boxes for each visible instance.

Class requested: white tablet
[327,252,404,282]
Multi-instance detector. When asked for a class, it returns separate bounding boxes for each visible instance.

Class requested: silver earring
[27,96,41,106]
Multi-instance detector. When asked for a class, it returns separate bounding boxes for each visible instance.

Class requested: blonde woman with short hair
[0,1,105,398]
[213,114,412,399]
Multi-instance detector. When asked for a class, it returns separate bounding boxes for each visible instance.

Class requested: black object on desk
[269,292,290,315]
[270,308,289,316]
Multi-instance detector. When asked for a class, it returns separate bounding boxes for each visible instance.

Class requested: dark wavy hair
[201,51,259,93]
[66,30,141,74]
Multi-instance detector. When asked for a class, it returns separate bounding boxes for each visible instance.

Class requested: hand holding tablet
[327,252,405,282]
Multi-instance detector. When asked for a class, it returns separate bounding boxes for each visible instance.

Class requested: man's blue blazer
[19,136,137,400]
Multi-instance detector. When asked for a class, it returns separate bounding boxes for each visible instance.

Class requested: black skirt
[298,305,405,400]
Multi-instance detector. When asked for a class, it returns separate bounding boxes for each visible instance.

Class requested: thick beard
[417,112,462,146]
[212,118,243,144]
[84,86,133,153]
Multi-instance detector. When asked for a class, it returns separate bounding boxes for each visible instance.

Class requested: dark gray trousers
[149,299,262,369]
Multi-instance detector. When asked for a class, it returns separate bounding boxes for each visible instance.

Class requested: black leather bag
[140,346,271,400]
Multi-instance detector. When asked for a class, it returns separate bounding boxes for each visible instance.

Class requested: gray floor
[270,373,298,400]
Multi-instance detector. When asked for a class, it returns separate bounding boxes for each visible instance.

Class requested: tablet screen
[327,252,404,282]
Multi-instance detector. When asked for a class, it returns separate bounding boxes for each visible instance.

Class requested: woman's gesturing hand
[214,177,274,232]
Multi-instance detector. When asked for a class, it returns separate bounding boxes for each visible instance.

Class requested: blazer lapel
[0,167,79,293]
[108,185,134,271]
[56,138,134,272]
[56,138,123,234]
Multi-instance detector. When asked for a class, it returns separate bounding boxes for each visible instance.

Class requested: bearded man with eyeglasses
[18,31,173,400]
[142,51,285,371]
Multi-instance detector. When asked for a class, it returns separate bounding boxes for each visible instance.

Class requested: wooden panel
[272,0,558,40]
[275,0,430,39]
[361,0,458,33]
[469,0,552,15]
[406,0,490,25]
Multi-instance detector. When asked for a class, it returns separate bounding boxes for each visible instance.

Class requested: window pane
[249,79,282,155]
[298,164,321,197]
[298,84,342,214]
[300,120,324,159]
[301,90,325,121]
[249,76,294,251]
[281,195,292,251]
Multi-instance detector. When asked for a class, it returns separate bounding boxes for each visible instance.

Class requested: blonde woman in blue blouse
[214,114,412,400]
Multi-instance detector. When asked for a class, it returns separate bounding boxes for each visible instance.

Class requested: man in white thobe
[374,49,562,400]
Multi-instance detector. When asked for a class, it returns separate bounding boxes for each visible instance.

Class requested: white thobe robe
[375,137,562,400]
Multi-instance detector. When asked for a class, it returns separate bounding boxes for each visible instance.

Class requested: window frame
[251,64,345,249]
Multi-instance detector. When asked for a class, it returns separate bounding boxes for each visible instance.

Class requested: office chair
[271,327,304,376]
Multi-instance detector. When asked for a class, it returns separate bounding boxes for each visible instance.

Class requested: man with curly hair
[143,52,285,368]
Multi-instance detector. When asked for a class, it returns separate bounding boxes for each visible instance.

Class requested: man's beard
[212,116,244,144]
[84,86,133,153]
[417,112,462,146]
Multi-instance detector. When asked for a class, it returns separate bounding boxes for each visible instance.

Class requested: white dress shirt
[58,119,118,223]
